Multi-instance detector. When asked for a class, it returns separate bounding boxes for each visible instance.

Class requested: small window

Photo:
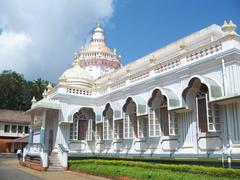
[149,108,154,137]
[96,123,103,140]
[138,116,148,138]
[103,117,113,140]
[25,126,29,134]
[11,125,17,133]
[18,126,23,133]
[196,92,208,133]
[114,120,123,139]
[207,103,220,132]
[70,123,73,140]
[169,112,178,136]
[4,125,10,133]
[86,119,93,141]
[123,113,134,139]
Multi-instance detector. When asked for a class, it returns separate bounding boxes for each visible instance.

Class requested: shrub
[68,159,240,178]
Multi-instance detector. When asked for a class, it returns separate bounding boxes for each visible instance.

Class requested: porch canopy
[26,99,61,115]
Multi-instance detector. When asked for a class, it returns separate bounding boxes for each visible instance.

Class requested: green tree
[0,70,50,111]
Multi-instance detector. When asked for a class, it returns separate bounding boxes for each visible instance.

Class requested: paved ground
[0,158,111,180]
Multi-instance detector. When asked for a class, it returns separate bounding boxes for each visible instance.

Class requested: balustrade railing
[96,42,223,95]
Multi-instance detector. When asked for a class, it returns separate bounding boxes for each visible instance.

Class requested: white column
[221,59,227,96]
[28,114,34,144]
[40,109,46,145]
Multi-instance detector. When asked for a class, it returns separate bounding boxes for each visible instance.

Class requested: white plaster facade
[24,21,240,169]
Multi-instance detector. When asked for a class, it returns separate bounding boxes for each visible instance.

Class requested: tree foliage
[0,70,50,111]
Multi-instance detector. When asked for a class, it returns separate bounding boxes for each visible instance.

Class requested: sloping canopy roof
[0,109,30,124]
[109,102,122,120]
[123,96,148,116]
[26,99,61,114]
[183,75,223,101]
[93,106,104,123]
[148,87,181,110]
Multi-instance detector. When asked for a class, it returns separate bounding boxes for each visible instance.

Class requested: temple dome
[59,63,93,88]
[84,43,113,54]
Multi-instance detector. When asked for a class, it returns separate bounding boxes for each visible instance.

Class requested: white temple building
[24,21,240,170]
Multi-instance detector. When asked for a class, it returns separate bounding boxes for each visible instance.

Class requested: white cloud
[0,0,115,82]
[0,31,32,72]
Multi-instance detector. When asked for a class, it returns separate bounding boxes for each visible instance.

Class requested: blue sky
[106,0,240,65]
[0,0,239,82]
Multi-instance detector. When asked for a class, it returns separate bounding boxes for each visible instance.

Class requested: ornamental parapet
[95,35,239,95]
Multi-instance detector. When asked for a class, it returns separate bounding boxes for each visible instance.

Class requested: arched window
[70,110,94,141]
[148,90,178,137]
[123,98,138,139]
[196,89,208,133]
[196,84,220,133]
[103,105,113,140]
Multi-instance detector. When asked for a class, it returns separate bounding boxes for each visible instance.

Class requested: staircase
[48,152,64,171]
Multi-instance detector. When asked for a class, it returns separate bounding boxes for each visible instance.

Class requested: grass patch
[69,159,240,180]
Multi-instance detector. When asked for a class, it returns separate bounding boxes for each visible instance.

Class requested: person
[16,149,22,161]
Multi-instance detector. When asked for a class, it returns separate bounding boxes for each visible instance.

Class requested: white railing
[110,81,126,90]
[154,59,181,74]
[130,71,150,83]
[186,44,222,62]
[66,88,92,96]
[95,41,223,95]
[58,144,68,168]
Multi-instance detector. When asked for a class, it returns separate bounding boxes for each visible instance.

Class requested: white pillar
[40,109,46,145]
[221,59,227,96]
[28,114,34,144]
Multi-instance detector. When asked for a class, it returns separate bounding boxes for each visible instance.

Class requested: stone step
[49,161,61,163]
[49,156,58,158]
[48,165,64,168]
[49,159,61,162]
[48,157,59,159]
[49,160,60,163]
[49,163,61,165]
[47,153,64,171]
[49,162,61,165]
[48,165,63,168]
[48,167,64,171]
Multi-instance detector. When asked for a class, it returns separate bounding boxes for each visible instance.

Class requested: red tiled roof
[0,109,31,124]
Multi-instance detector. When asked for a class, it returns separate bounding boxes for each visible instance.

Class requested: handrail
[58,144,68,153]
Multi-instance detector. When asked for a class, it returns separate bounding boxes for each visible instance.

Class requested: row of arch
[97,75,222,120]
[69,75,223,141]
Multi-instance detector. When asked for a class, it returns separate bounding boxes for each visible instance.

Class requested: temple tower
[74,23,121,79]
